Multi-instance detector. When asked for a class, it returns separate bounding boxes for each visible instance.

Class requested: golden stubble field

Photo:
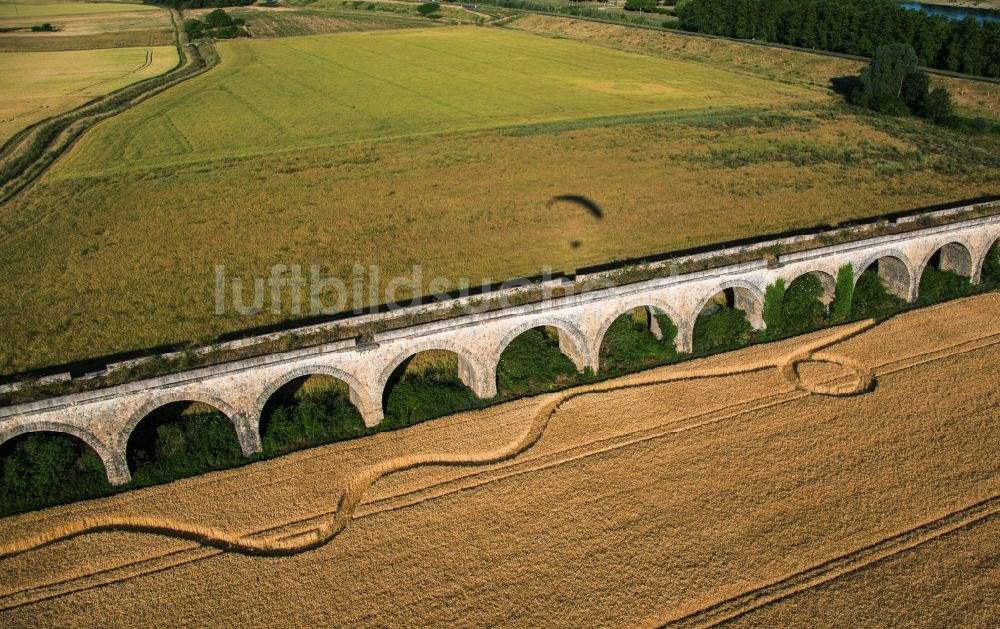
[1,293,997,626]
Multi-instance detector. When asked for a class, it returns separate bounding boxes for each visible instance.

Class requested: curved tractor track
[0,320,877,560]
[0,10,218,207]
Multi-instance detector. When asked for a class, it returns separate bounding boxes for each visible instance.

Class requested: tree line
[676,0,1000,78]
[149,0,255,10]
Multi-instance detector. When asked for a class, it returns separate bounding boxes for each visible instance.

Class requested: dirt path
[0,293,997,626]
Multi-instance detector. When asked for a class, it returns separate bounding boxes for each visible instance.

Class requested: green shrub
[982,243,1000,288]
[381,368,484,432]
[762,278,786,335]
[851,271,907,320]
[829,264,855,323]
[497,328,578,395]
[0,433,114,517]
[417,2,440,15]
[127,408,246,486]
[781,274,827,335]
[599,311,680,374]
[916,267,972,305]
[693,307,752,353]
[924,86,955,124]
[204,8,234,29]
[262,388,368,456]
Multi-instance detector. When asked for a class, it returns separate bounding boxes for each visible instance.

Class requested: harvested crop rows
[0,293,997,626]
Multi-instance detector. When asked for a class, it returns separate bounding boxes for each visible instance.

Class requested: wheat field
[0,45,178,143]
[0,293,996,626]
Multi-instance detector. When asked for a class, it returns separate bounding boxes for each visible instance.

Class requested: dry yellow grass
[0,45,178,143]
[0,8,174,52]
[0,293,997,625]
[509,14,1000,119]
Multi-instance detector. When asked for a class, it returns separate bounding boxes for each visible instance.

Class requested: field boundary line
[654,494,1000,628]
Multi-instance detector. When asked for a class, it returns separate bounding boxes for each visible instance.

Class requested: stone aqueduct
[1,210,998,484]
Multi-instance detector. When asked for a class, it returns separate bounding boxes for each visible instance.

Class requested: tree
[183,18,204,38]
[624,0,656,12]
[923,86,954,123]
[900,70,930,114]
[860,42,918,100]
[204,8,234,29]
[829,264,855,323]
[417,2,440,15]
[762,278,786,334]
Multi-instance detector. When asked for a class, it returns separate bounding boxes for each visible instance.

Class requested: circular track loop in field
[782,351,875,397]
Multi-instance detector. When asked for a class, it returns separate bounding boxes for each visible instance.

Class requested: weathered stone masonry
[1,209,997,484]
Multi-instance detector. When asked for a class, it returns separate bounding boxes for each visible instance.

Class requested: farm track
[2,320,998,611]
[0,10,215,210]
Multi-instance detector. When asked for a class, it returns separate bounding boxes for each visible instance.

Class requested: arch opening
[917,243,974,304]
[852,256,911,319]
[598,306,681,374]
[259,374,368,456]
[0,431,114,517]
[692,287,760,354]
[781,272,833,335]
[979,238,1000,288]
[381,350,485,432]
[496,326,582,396]
[126,401,246,485]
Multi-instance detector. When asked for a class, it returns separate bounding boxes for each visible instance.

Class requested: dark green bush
[982,242,1000,288]
[781,274,828,335]
[762,279,786,334]
[851,271,907,320]
[599,311,680,374]
[829,264,855,323]
[497,328,578,395]
[417,2,439,15]
[262,387,368,456]
[693,307,753,353]
[916,266,972,305]
[0,433,114,517]
[381,367,484,432]
[127,408,246,486]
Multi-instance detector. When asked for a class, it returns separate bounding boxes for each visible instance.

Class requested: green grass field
[56,27,816,177]
[0,1,155,18]
[0,23,997,375]
[0,45,178,143]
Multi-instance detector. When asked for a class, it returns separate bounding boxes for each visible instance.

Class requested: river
[900,2,1000,23]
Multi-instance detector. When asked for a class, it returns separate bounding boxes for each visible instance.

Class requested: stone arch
[377,338,495,405]
[785,269,837,305]
[0,421,129,485]
[691,280,766,328]
[490,316,590,373]
[254,365,370,425]
[120,391,258,457]
[591,295,685,367]
[915,240,974,283]
[973,234,1000,285]
[854,250,916,302]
